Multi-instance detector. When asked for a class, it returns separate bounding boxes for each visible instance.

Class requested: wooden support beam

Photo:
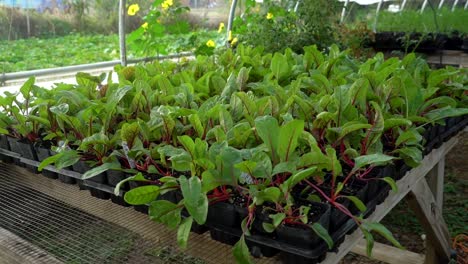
[406,179,452,263]
[426,159,445,210]
[351,239,425,264]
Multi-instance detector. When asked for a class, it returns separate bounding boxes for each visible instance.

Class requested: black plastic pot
[0,135,13,163]
[110,194,130,207]
[58,171,76,184]
[360,165,396,204]
[330,182,367,229]
[209,228,238,246]
[280,251,326,264]
[72,160,90,190]
[106,170,128,190]
[86,176,110,200]
[191,222,209,234]
[158,191,179,204]
[6,137,23,166]
[276,202,331,250]
[247,240,278,258]
[16,140,38,173]
[462,37,468,53]
[207,202,237,228]
[34,146,58,179]
[397,162,411,180]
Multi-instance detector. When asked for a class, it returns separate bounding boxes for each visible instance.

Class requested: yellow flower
[231,37,238,46]
[228,30,232,41]
[161,0,173,10]
[266,12,274,20]
[218,22,225,33]
[206,39,216,48]
[127,4,140,16]
[141,22,148,29]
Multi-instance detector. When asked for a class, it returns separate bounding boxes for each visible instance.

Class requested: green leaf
[148,200,182,229]
[255,116,280,162]
[311,223,333,249]
[338,122,372,140]
[262,223,276,233]
[124,185,160,205]
[19,76,35,99]
[396,147,422,168]
[233,236,252,264]
[234,161,257,174]
[257,187,281,204]
[362,222,404,250]
[271,53,290,81]
[382,177,398,193]
[272,161,296,176]
[38,153,61,171]
[177,216,193,249]
[384,118,412,130]
[367,101,385,149]
[114,173,146,195]
[189,114,205,138]
[81,162,121,180]
[38,150,80,171]
[121,122,140,148]
[270,213,286,227]
[343,196,367,213]
[283,166,317,191]
[278,119,304,162]
[178,135,195,156]
[179,176,208,225]
[424,107,468,123]
[352,154,394,173]
[362,228,375,257]
[395,128,422,147]
[303,45,324,70]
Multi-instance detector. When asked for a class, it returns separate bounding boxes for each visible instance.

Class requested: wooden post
[406,178,452,264]
[426,159,445,210]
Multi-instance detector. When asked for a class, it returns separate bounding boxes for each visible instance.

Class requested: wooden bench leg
[406,168,452,264]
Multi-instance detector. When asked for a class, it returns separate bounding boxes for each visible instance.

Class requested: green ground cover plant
[0,31,217,73]
[1,44,467,263]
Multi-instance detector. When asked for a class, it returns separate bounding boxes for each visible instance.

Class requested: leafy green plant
[16,43,465,264]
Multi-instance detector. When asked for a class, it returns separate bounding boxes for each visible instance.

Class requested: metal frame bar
[0,52,192,84]
[452,0,460,11]
[421,0,429,13]
[119,0,127,66]
[340,0,350,23]
[438,0,445,9]
[373,0,385,32]
[226,0,238,46]
[401,0,408,11]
